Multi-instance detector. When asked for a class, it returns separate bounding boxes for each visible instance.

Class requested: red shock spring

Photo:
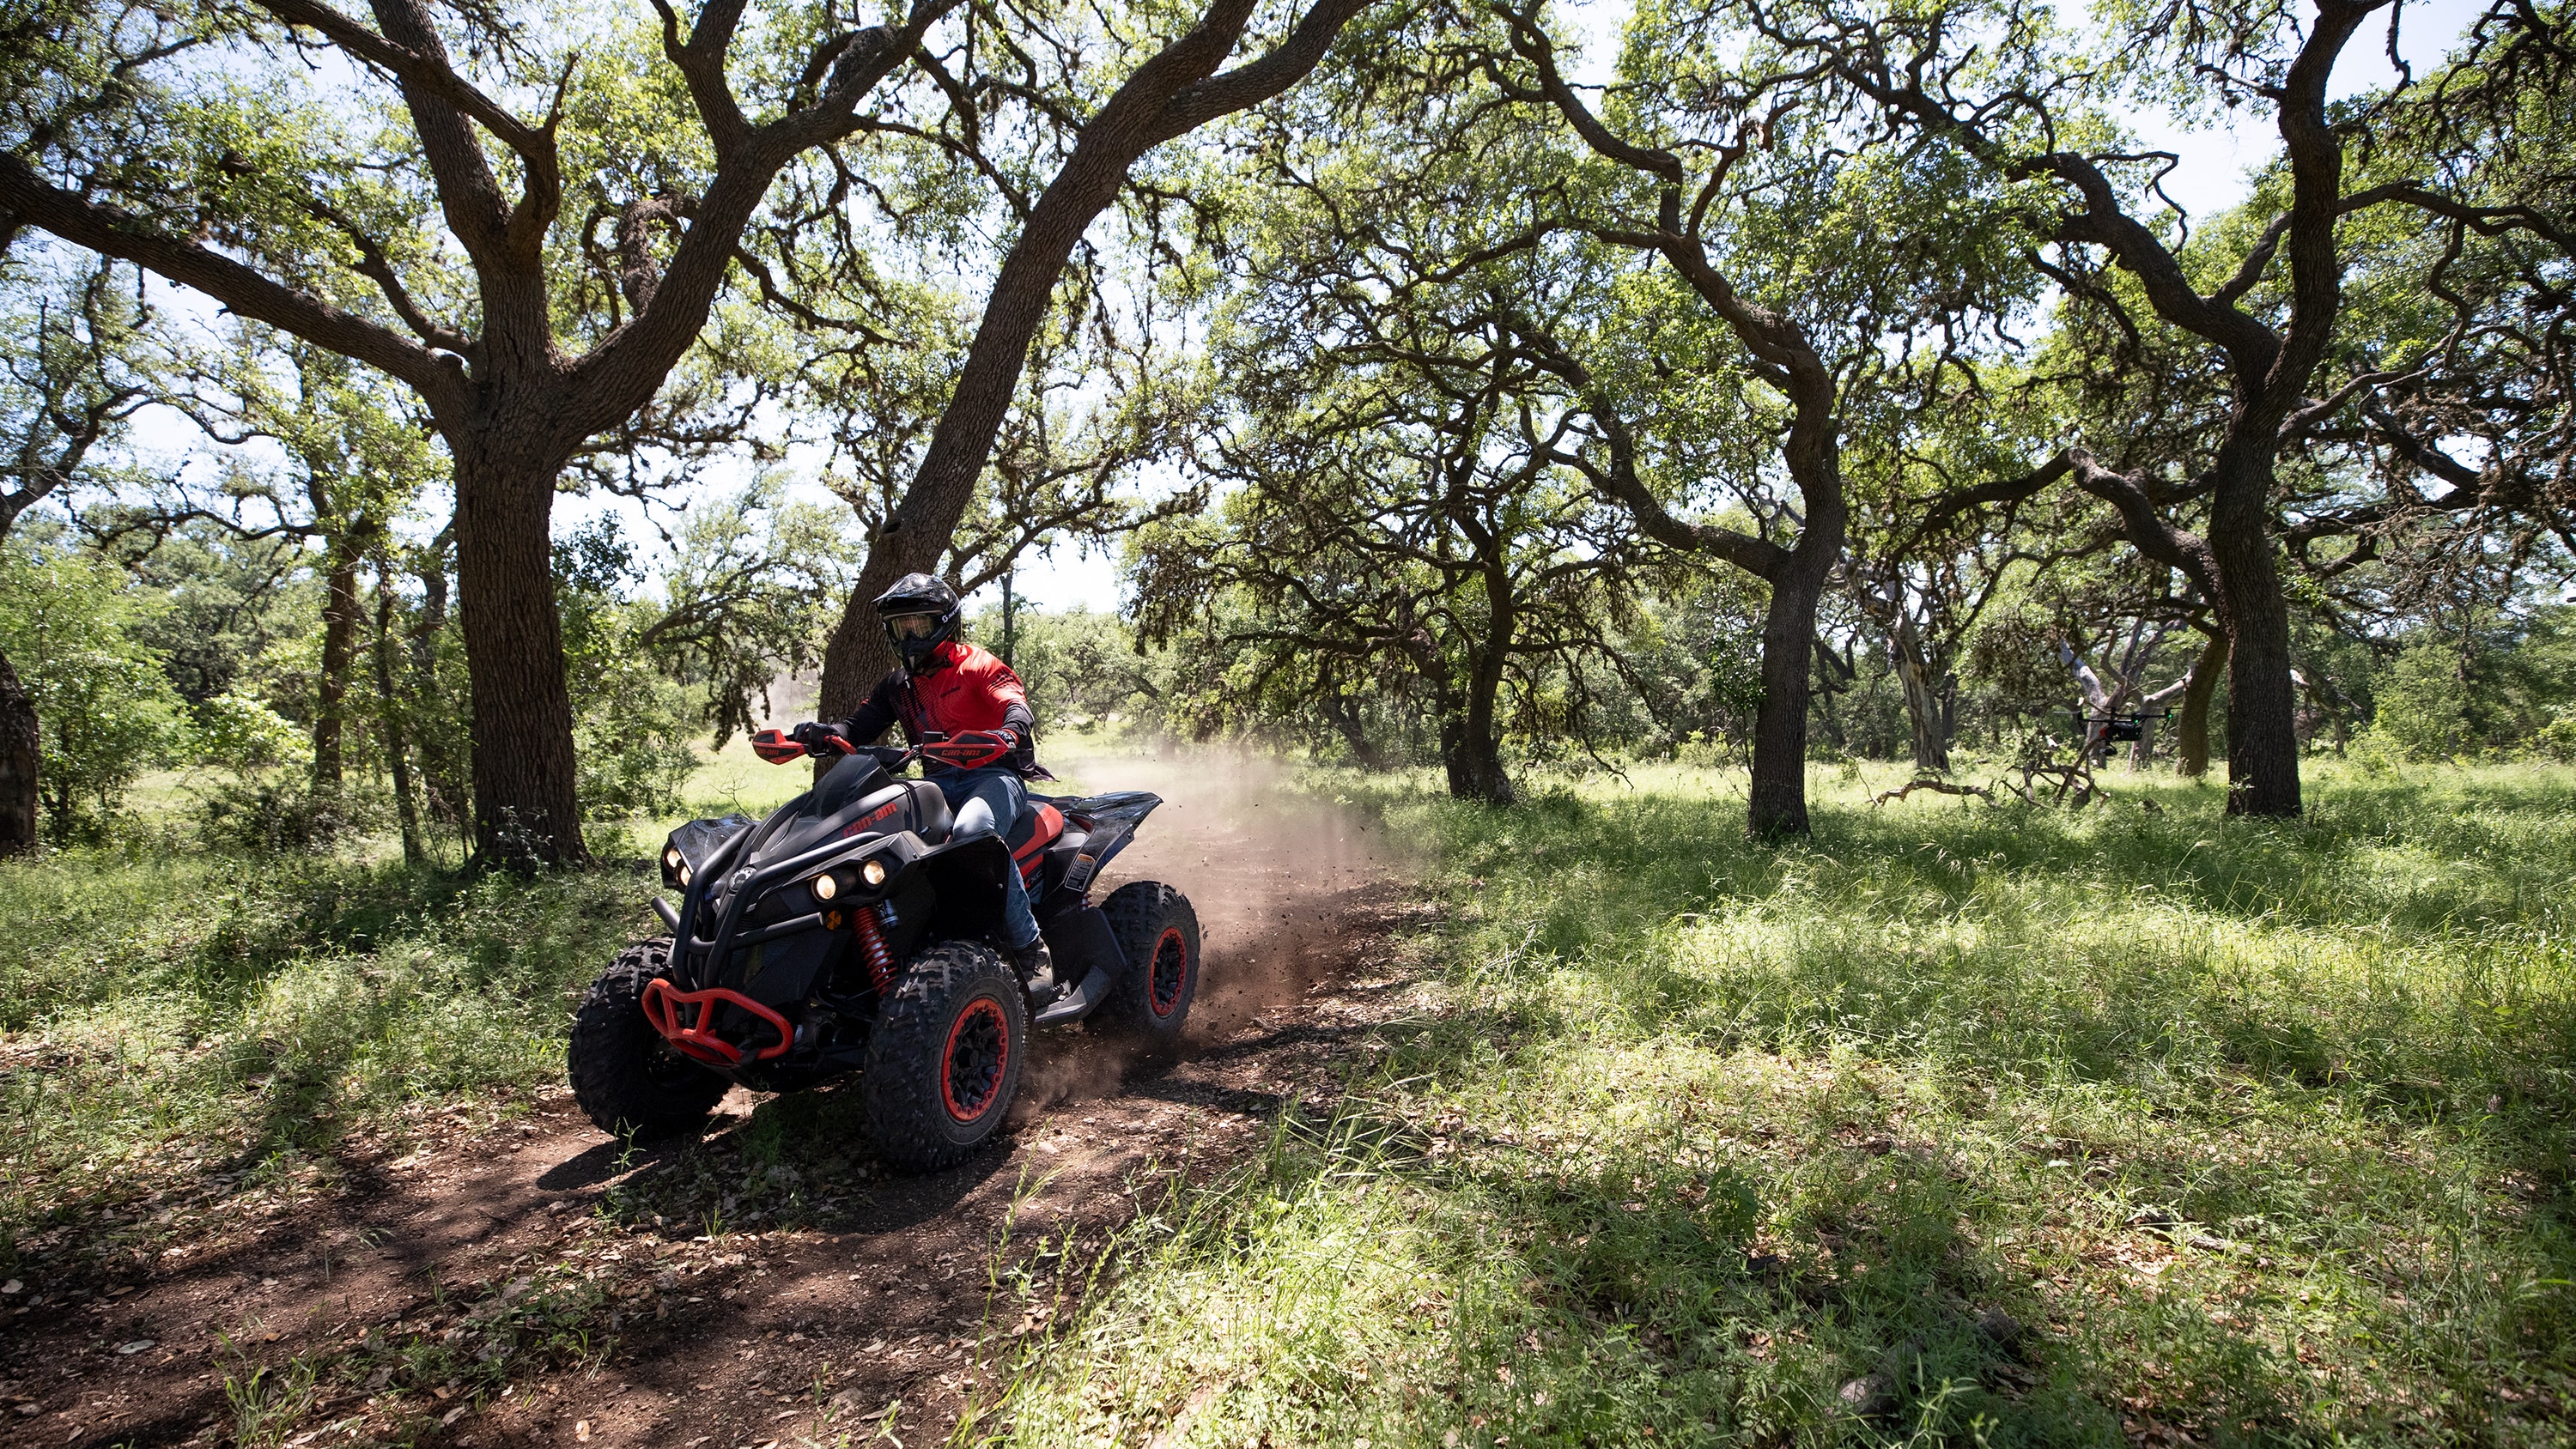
[852,905,896,995]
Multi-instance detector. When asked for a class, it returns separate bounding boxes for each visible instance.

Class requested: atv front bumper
[641,978,793,1065]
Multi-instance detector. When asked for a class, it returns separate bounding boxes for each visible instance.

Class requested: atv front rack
[641,977,793,1065]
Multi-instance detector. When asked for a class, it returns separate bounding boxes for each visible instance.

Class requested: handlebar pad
[922,729,1014,770]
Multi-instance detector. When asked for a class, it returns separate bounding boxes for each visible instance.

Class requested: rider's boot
[1010,936,1061,1005]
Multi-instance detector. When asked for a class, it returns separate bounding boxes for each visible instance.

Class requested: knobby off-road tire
[569,937,729,1138]
[1087,881,1200,1057]
[860,940,1028,1172]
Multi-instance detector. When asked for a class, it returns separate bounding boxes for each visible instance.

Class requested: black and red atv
[568,738,1199,1170]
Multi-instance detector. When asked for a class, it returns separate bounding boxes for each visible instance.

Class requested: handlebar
[752,725,952,769]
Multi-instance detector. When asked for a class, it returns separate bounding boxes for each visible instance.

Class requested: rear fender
[1050,791,1160,897]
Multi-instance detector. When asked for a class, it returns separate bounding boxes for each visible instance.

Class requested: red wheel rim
[940,997,1011,1123]
[1148,926,1189,1017]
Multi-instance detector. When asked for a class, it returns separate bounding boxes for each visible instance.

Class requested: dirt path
[1,756,1417,1449]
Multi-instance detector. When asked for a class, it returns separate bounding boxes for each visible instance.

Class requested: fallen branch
[2005,761,2102,809]
[1870,778,1997,807]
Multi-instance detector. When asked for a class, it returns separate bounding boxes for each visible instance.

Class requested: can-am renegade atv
[568,737,1198,1170]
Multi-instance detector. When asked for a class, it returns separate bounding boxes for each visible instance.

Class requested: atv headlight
[664,846,683,870]
[811,871,839,902]
[677,863,692,888]
[861,858,887,888]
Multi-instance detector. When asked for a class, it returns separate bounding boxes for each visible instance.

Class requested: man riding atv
[756,573,1062,997]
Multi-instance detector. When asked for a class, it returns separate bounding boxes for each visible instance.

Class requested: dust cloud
[1012,743,1411,1112]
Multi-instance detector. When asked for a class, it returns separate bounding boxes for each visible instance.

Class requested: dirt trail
[3,753,1421,1449]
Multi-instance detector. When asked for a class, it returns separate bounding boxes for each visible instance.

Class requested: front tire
[1088,882,1200,1056]
[861,940,1028,1172]
[569,937,730,1138]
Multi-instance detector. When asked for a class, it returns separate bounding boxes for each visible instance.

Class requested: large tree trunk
[313,545,363,790]
[453,452,586,866]
[2208,460,2301,815]
[2177,629,2227,778]
[1749,566,1828,838]
[0,649,37,858]
[1445,641,1516,805]
[817,0,1368,719]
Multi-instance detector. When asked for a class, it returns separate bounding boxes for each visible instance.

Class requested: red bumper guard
[641,977,793,1065]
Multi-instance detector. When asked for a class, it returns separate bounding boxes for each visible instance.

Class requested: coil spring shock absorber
[852,903,896,995]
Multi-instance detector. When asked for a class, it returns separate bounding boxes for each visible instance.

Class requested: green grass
[973,761,2576,1447]
[0,843,650,1272]
[0,736,824,1278]
[12,748,2573,1443]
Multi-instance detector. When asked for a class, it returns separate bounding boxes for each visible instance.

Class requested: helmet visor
[886,613,943,641]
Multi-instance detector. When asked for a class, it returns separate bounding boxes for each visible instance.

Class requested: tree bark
[0,650,37,858]
[1888,609,1950,773]
[313,544,363,789]
[1323,689,1384,769]
[2178,628,2227,778]
[1749,562,1826,837]
[2207,455,2302,814]
[453,452,584,867]
[817,0,1371,718]
[1449,624,1516,805]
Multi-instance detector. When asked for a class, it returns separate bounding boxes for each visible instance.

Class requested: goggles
[886,613,944,641]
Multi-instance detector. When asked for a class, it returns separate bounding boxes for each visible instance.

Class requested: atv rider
[784,574,1058,992]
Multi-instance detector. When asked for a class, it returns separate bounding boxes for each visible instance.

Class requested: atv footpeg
[1031,962,1114,1027]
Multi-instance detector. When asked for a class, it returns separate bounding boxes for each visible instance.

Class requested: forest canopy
[2,0,2572,855]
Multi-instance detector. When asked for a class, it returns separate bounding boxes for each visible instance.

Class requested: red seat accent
[1012,803,1063,858]
[1011,803,1061,882]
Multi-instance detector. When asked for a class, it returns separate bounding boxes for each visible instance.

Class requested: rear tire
[861,940,1027,1172]
[1088,882,1200,1056]
[569,937,730,1138]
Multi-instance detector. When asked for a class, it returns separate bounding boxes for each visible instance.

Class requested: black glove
[790,721,854,755]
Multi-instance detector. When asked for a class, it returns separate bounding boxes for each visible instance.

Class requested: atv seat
[903,779,953,844]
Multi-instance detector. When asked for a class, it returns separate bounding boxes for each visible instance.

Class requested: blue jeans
[934,767,1039,949]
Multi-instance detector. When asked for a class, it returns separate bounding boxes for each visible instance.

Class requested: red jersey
[837,640,1041,774]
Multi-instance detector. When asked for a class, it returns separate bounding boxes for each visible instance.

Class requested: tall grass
[977,761,2576,1447]
[0,847,656,1269]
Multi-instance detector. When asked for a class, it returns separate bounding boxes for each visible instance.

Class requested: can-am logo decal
[840,801,902,839]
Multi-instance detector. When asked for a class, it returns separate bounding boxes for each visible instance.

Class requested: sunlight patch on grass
[975,761,2576,1446]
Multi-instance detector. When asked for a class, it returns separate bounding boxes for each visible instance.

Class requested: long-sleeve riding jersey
[835,640,1042,776]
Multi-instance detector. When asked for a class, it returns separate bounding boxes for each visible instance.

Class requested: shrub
[192,771,382,854]
[0,541,184,839]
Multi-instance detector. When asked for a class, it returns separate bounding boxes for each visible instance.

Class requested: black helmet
[875,572,962,673]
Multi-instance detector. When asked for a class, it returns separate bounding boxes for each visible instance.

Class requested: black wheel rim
[1148,927,1189,1017]
[941,997,1010,1123]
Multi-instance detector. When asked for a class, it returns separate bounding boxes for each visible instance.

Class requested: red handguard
[750,728,805,765]
[794,722,855,756]
[922,728,1015,770]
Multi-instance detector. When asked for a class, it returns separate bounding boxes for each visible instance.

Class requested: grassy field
[6,754,2573,1446]
[0,737,809,1279]
[977,760,2576,1447]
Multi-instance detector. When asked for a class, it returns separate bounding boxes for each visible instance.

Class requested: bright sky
[108,0,2494,619]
